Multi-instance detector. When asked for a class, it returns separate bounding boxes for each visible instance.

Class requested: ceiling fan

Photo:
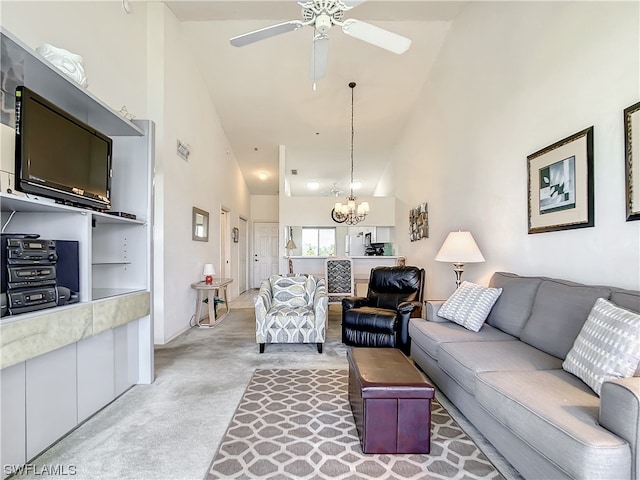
[229,0,412,83]
[323,183,342,197]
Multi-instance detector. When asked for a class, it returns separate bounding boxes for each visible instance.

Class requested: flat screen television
[14,86,112,210]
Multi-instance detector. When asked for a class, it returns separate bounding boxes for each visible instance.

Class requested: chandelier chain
[350,82,354,197]
[330,81,369,224]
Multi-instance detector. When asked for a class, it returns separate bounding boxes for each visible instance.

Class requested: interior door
[238,217,248,293]
[253,222,279,288]
[220,209,230,278]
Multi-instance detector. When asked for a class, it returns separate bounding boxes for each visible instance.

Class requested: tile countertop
[0,291,150,369]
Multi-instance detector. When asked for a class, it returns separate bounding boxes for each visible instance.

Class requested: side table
[191,278,233,327]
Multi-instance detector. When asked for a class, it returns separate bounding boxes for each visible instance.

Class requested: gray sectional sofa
[408,272,640,480]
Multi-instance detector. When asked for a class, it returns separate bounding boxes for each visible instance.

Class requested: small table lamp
[203,263,215,285]
[435,231,485,288]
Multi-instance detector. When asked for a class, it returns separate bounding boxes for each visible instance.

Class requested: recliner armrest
[398,301,419,315]
[342,296,368,310]
[600,377,640,479]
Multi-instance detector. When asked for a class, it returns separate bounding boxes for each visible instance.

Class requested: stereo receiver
[6,286,57,315]
[3,238,57,264]
[6,264,57,289]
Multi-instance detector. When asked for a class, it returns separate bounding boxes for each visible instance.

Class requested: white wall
[148,4,250,343]
[250,195,278,223]
[394,1,640,299]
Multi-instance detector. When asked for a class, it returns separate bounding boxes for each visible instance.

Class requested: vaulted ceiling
[165,1,467,196]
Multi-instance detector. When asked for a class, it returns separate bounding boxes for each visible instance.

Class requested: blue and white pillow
[563,298,640,396]
[438,281,502,332]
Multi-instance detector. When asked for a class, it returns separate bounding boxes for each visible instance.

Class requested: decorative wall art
[527,127,594,234]
[192,207,209,242]
[624,101,640,221]
[409,202,429,241]
[232,227,239,243]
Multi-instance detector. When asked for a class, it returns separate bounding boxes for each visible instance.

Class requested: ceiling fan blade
[230,20,304,47]
[341,19,411,54]
[309,34,329,82]
[340,0,367,8]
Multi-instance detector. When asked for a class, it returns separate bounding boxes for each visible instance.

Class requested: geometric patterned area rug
[205,369,505,480]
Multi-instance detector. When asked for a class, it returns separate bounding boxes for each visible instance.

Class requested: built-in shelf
[0,28,143,137]
[92,288,145,300]
[0,192,88,215]
[92,262,132,266]
[92,212,146,225]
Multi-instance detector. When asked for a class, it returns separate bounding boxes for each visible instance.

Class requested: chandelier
[331,82,370,225]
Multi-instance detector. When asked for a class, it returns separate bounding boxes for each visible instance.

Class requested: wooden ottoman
[347,347,435,454]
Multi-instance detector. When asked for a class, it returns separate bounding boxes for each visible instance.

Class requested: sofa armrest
[600,377,640,479]
[424,300,448,322]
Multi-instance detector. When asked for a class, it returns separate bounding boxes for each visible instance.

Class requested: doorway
[220,209,230,279]
[238,217,248,293]
[253,222,279,288]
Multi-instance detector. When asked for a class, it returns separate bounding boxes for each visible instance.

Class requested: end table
[191,278,233,327]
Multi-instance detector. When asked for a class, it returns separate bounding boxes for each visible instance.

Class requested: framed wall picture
[192,207,209,242]
[527,127,594,234]
[624,101,640,221]
[409,202,428,241]
[232,227,239,243]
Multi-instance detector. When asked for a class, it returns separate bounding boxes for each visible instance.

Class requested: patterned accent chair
[325,257,354,304]
[255,274,329,353]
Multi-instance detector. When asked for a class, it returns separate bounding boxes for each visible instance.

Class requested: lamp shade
[435,231,485,263]
[286,227,297,250]
[202,263,216,276]
[285,239,297,250]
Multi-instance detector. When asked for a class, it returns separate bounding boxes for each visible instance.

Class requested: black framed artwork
[527,127,594,234]
[624,101,640,221]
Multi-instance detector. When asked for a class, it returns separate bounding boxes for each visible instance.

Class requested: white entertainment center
[0,27,154,474]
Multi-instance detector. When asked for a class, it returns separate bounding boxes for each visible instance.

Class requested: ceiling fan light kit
[331,81,369,225]
[229,0,411,84]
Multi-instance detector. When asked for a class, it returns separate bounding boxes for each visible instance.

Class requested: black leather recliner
[341,266,425,355]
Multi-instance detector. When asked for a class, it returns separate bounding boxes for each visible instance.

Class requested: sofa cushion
[438,340,563,394]
[437,281,503,332]
[563,298,640,395]
[270,275,310,307]
[408,318,515,359]
[520,278,611,359]
[610,288,640,314]
[486,272,542,337]
[475,369,630,480]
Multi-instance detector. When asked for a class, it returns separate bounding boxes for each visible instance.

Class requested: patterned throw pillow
[270,276,308,307]
[438,281,503,332]
[562,298,640,396]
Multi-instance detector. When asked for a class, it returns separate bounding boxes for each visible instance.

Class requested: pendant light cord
[349,81,356,198]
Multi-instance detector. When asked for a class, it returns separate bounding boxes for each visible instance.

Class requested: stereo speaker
[54,240,80,297]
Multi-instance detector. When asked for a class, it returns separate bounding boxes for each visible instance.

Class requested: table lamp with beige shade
[435,231,485,288]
